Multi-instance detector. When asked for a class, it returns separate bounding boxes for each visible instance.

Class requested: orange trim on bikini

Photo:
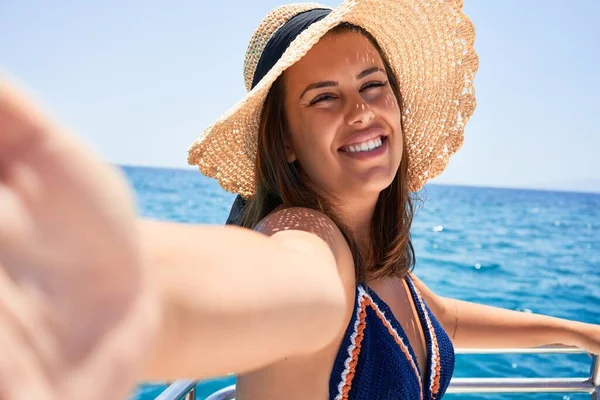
[339,298,368,399]
[412,284,442,399]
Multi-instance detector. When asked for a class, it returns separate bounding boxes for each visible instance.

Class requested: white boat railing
[155,380,197,400]
[154,346,599,399]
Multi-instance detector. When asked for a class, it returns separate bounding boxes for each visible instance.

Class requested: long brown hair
[239,23,417,282]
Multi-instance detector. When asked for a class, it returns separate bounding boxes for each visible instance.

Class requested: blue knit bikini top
[329,274,455,400]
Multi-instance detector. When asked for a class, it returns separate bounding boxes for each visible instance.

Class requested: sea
[122,165,600,400]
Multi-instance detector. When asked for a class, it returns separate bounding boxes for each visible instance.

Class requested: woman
[0,1,598,400]
[191,2,600,399]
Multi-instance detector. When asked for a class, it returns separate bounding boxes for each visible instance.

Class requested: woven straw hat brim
[188,0,478,198]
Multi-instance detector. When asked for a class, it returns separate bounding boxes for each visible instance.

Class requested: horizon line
[114,163,600,196]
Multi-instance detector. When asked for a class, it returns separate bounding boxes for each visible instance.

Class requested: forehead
[284,30,385,87]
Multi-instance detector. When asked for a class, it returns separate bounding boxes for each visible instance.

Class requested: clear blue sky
[1,1,599,192]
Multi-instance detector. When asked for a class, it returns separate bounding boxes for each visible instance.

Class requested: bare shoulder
[256,207,357,355]
[407,272,448,321]
[257,207,355,287]
[407,272,436,300]
[407,272,436,298]
[256,208,344,256]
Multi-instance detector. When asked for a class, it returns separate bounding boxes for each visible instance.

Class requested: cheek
[365,87,399,119]
[374,90,403,154]
[375,89,399,112]
[286,108,335,162]
[297,112,340,150]
[373,90,402,129]
[290,119,337,163]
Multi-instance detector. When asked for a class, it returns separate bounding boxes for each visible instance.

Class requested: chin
[366,176,397,194]
[345,168,398,196]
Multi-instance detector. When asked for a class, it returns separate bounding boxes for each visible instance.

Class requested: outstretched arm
[139,218,351,380]
[0,74,353,399]
[409,274,600,354]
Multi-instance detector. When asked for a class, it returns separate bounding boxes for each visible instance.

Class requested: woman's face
[282,30,403,201]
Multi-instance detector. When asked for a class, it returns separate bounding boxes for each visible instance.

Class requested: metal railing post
[205,384,236,400]
[155,380,197,400]
[591,354,599,400]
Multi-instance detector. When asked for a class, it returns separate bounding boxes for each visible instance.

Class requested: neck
[305,177,380,258]
[330,192,379,257]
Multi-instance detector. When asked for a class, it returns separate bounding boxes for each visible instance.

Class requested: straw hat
[187,0,478,198]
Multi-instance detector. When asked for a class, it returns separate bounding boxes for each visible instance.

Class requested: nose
[344,97,375,126]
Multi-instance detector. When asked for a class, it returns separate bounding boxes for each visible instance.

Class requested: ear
[284,140,297,163]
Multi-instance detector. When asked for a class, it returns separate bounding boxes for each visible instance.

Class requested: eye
[361,80,389,92]
[309,93,338,106]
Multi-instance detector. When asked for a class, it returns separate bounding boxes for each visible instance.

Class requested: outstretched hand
[0,74,157,399]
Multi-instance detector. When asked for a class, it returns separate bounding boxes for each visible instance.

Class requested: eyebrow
[299,67,387,99]
[357,66,386,80]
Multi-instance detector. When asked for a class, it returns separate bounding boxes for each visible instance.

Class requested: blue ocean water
[122,165,600,400]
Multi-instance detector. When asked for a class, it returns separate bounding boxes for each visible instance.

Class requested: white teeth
[346,137,383,153]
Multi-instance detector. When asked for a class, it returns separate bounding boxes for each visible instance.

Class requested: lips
[340,136,384,153]
[338,136,388,160]
[338,127,388,152]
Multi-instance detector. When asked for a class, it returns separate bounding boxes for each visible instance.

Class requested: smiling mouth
[339,136,386,153]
